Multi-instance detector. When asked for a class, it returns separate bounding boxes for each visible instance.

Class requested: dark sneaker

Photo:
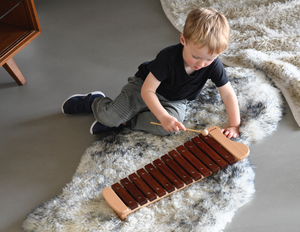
[61,91,105,114]
[90,120,116,134]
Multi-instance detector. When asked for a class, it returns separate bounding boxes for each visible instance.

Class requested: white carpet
[160,0,300,127]
[23,67,283,232]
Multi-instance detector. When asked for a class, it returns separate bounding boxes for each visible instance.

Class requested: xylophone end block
[102,187,131,220]
[208,126,250,161]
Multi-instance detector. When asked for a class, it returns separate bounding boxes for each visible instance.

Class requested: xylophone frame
[102,126,250,220]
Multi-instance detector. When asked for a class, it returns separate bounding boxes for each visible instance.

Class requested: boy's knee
[92,97,128,127]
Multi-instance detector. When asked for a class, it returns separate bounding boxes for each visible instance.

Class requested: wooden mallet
[150,122,209,136]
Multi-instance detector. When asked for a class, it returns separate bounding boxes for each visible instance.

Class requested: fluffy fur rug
[23,67,283,232]
[160,0,300,127]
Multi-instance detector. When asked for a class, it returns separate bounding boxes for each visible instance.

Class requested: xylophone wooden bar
[199,134,237,165]
[145,163,176,193]
[185,140,220,173]
[168,150,203,181]
[161,154,194,185]
[176,145,211,177]
[137,168,166,197]
[128,173,157,201]
[111,183,138,210]
[153,159,185,189]
[120,177,147,206]
[103,126,250,220]
[192,136,229,169]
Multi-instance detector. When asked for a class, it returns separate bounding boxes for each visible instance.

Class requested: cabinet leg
[3,58,27,85]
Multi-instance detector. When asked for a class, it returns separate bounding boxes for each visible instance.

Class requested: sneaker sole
[90,120,98,134]
[61,91,105,114]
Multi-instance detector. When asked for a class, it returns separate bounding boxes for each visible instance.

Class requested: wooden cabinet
[0,0,41,85]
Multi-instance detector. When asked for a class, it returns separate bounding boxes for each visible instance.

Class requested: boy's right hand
[160,116,186,133]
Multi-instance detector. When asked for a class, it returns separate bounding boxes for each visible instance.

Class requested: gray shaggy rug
[23,67,283,232]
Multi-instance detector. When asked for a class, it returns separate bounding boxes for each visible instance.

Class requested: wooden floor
[0,0,299,231]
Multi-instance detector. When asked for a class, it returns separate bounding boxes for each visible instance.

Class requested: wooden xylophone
[103,126,249,220]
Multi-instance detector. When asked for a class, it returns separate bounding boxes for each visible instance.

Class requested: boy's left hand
[221,127,239,139]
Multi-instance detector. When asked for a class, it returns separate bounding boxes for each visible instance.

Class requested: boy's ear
[180,34,186,46]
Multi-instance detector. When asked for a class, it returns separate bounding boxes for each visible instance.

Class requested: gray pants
[92,76,187,135]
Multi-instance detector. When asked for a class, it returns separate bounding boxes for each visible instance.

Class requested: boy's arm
[218,82,241,139]
[141,72,186,133]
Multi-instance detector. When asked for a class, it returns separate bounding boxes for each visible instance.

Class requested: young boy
[62,8,240,139]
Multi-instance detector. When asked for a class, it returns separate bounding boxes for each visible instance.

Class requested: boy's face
[180,34,220,73]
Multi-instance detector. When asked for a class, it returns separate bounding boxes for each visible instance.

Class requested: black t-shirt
[135,43,228,101]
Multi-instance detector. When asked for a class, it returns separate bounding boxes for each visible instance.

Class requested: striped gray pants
[92,76,187,135]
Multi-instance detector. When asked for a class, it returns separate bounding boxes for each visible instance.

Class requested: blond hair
[183,8,230,54]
